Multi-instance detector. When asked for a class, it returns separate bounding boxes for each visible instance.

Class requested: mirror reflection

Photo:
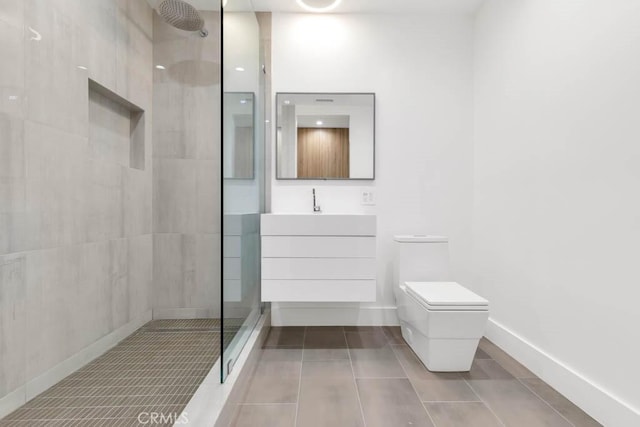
[276,93,375,180]
[223,92,255,179]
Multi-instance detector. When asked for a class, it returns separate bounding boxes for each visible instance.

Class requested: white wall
[473,0,640,425]
[270,13,474,324]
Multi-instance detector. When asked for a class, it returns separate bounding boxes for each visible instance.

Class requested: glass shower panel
[221,8,264,381]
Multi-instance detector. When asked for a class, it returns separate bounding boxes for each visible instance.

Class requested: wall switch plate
[362,190,376,206]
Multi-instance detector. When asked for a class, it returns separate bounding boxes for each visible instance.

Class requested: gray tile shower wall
[151,10,221,318]
[0,0,153,413]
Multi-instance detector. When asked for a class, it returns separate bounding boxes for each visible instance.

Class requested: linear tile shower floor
[1,319,240,427]
[227,326,602,427]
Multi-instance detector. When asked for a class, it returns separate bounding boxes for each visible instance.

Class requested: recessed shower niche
[88,79,145,170]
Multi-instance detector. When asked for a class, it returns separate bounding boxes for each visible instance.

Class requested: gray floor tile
[349,347,406,378]
[303,348,350,361]
[468,379,573,426]
[297,377,364,427]
[230,404,296,427]
[357,378,434,427]
[461,359,515,380]
[345,331,389,349]
[303,330,347,349]
[343,326,384,333]
[301,360,353,379]
[411,377,480,402]
[263,327,305,348]
[520,378,602,427]
[425,402,502,427]
[242,376,301,404]
[479,338,536,378]
[305,326,344,332]
[259,348,303,362]
[381,326,405,344]
[242,355,302,404]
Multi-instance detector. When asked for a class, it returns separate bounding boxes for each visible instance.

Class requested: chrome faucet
[312,188,321,212]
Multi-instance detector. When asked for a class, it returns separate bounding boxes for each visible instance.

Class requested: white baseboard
[485,318,640,427]
[271,304,399,326]
[0,310,152,420]
[153,308,219,319]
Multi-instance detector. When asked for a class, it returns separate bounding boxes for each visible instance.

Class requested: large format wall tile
[197,160,221,234]
[153,233,219,312]
[24,1,89,137]
[84,158,123,243]
[24,121,87,250]
[152,11,221,315]
[25,245,84,381]
[0,254,26,398]
[0,0,24,27]
[153,233,193,309]
[153,159,197,234]
[128,234,153,320]
[123,167,152,237]
[0,19,23,91]
[1,0,155,408]
[195,233,221,314]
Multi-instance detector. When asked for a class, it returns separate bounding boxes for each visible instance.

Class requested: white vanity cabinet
[261,214,377,302]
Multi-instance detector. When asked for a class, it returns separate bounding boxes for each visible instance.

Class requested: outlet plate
[362,190,376,206]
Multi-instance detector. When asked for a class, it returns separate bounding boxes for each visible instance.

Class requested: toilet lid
[405,282,489,311]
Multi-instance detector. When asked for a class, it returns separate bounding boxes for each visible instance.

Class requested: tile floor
[1,319,240,427]
[227,326,601,427]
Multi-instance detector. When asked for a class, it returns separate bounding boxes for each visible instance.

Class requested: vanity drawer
[262,280,376,302]
[262,258,376,280]
[262,236,376,258]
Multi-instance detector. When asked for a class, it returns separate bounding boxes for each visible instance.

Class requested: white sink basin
[261,213,376,236]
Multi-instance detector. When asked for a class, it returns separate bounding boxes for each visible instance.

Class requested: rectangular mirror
[276,92,375,180]
[224,92,255,179]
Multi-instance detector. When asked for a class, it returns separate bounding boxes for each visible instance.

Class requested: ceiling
[148,0,485,14]
[250,0,485,14]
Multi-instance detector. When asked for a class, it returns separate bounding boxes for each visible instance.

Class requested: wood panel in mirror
[297,128,350,178]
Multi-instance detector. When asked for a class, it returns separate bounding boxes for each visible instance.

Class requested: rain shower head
[157,0,208,37]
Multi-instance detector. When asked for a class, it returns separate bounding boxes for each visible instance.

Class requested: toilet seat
[405,282,489,311]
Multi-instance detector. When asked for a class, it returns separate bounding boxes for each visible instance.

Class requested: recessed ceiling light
[8,95,18,101]
[240,99,247,104]
[155,65,166,70]
[265,120,270,123]
[316,120,323,125]
[284,100,291,105]
[77,65,88,70]
[235,67,245,72]
[296,0,342,13]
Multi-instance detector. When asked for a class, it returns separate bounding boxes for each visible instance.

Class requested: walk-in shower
[0,0,265,424]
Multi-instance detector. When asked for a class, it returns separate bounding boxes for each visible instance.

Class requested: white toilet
[393,235,489,372]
